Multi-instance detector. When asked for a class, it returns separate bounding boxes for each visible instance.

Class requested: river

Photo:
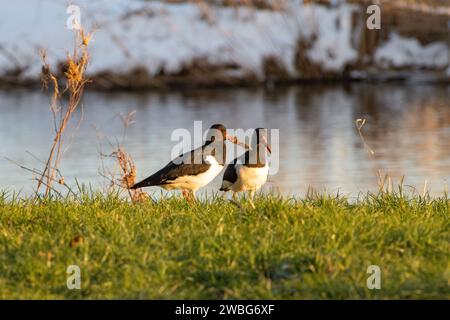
[1,83,449,198]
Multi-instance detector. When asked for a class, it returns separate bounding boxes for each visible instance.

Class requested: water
[1,84,449,198]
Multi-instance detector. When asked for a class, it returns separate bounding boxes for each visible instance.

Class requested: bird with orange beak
[131,124,236,202]
[220,128,271,208]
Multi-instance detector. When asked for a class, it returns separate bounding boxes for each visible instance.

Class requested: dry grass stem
[98,111,149,203]
[355,118,375,156]
[36,30,92,197]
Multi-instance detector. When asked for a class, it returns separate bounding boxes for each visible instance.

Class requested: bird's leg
[229,192,243,210]
[248,190,256,209]
[182,189,190,201]
[190,190,197,203]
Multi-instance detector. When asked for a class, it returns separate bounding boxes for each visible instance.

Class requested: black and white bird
[131,124,229,201]
[220,128,271,208]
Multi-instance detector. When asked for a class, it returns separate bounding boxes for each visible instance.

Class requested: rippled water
[1,84,449,197]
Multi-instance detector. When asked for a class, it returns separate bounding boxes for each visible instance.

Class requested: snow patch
[375,33,449,69]
[1,1,447,83]
[0,0,359,80]
[304,5,358,71]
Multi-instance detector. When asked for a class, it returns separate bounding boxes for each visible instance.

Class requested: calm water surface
[1,84,449,197]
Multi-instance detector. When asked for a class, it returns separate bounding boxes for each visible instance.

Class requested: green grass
[0,191,448,299]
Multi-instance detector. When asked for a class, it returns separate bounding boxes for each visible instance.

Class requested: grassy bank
[0,192,448,299]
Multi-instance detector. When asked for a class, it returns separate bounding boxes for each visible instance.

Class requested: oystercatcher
[131,124,228,201]
[220,128,271,208]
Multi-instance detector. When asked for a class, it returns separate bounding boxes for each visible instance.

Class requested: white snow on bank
[0,0,360,79]
[394,1,450,16]
[0,1,448,81]
[375,33,449,69]
[303,5,358,71]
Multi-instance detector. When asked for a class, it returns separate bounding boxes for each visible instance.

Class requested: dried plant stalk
[355,118,375,156]
[37,30,91,197]
[112,147,149,202]
[97,111,149,203]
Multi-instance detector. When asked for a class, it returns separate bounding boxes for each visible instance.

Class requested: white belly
[163,155,223,191]
[231,164,269,192]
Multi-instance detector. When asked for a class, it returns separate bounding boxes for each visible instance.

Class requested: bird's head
[206,124,227,142]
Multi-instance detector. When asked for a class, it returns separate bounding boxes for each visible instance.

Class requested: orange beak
[226,135,252,150]
[261,135,271,153]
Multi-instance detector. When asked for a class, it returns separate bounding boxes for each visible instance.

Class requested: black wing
[219,158,238,191]
[131,145,211,189]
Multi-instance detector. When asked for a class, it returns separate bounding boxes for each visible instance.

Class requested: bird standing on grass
[220,128,271,208]
[131,124,229,202]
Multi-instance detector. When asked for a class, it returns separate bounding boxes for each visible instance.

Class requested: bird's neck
[245,144,267,167]
[205,140,226,165]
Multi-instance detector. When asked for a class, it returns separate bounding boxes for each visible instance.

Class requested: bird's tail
[219,183,232,192]
[219,181,231,192]
[130,178,151,190]
[220,181,232,192]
